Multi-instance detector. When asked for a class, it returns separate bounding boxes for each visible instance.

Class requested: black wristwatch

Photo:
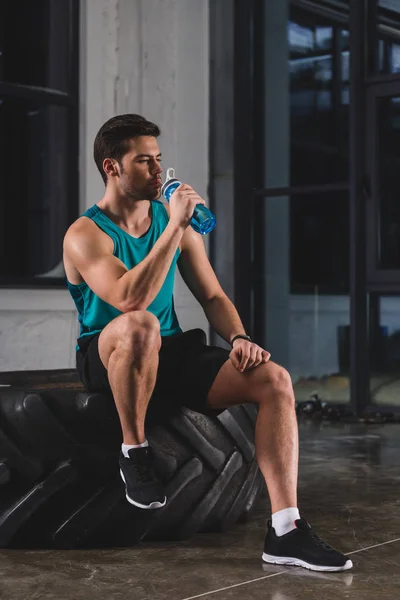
[230,334,252,347]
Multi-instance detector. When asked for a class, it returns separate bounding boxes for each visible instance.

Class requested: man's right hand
[168,183,206,229]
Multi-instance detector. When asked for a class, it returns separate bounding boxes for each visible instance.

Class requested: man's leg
[207,359,298,513]
[96,310,166,509]
[97,310,161,445]
[207,360,352,572]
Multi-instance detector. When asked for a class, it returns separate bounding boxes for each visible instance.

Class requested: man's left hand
[229,339,271,373]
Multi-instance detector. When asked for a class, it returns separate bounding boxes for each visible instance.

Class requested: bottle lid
[166,167,175,181]
[161,167,180,197]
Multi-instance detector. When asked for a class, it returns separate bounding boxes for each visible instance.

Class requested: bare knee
[250,363,294,405]
[268,365,293,393]
[115,310,161,353]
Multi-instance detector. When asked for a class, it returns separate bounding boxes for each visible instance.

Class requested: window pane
[376,95,400,269]
[253,193,350,404]
[291,191,349,292]
[369,294,400,408]
[0,98,71,279]
[263,2,349,189]
[0,0,73,92]
[369,1,400,75]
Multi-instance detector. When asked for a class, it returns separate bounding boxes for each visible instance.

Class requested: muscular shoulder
[64,215,113,259]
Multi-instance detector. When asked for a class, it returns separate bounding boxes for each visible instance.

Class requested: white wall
[0,0,209,371]
[0,291,78,371]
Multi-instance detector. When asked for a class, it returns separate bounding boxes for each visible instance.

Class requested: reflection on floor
[1,421,399,600]
[294,372,400,405]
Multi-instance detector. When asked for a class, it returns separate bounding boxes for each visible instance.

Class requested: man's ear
[103,158,119,178]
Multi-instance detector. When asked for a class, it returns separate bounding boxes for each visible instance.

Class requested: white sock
[271,507,300,537]
[122,440,149,457]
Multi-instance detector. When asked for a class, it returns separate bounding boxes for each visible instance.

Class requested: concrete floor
[1,420,399,600]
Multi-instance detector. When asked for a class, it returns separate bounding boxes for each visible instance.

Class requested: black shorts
[76,328,230,421]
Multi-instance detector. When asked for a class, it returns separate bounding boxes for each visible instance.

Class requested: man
[63,114,352,572]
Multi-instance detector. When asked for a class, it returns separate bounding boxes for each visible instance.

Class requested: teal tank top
[67,201,183,344]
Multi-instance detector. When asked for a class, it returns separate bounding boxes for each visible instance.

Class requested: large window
[232,0,400,413]
[275,0,400,294]
[0,0,79,285]
[248,0,353,395]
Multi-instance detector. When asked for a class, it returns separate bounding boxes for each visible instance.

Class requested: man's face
[115,136,163,200]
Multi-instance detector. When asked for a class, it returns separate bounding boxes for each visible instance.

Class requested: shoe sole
[120,470,167,510]
[262,553,353,572]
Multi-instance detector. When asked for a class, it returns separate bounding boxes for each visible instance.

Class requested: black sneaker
[262,518,353,572]
[119,447,167,510]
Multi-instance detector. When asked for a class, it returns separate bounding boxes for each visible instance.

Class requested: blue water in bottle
[161,168,216,235]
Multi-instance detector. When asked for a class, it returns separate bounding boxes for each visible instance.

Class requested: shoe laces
[133,461,155,483]
[307,528,334,551]
[128,451,156,484]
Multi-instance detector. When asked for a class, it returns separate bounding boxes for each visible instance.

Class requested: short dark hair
[93,114,160,184]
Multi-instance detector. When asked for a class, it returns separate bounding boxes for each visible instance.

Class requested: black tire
[0,370,263,549]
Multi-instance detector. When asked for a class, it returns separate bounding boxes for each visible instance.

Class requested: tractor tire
[0,369,263,549]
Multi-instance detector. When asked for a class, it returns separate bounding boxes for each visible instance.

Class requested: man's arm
[177,226,247,344]
[178,224,271,372]
[64,185,205,313]
[64,217,185,313]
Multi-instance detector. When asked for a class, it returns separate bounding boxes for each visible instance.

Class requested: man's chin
[149,187,162,200]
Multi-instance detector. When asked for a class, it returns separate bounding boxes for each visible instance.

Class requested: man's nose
[151,161,162,175]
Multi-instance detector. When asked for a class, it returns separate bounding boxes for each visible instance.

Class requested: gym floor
[1,420,399,600]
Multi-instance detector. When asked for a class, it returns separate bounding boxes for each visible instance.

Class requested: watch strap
[230,334,252,347]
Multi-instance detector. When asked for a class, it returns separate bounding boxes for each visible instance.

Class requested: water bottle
[161,168,216,235]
